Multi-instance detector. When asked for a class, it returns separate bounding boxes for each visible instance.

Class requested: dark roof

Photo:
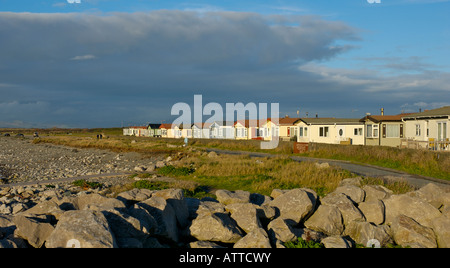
[300,118,362,125]
[148,124,161,129]
[402,106,450,120]
[360,114,413,123]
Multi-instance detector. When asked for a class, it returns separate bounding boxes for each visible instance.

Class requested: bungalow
[159,123,175,138]
[209,121,235,139]
[191,122,211,139]
[278,117,301,141]
[402,106,450,150]
[234,119,260,140]
[147,124,162,137]
[123,126,149,137]
[360,113,410,147]
[296,118,365,145]
[259,118,280,141]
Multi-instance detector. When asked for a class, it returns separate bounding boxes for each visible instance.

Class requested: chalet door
[337,126,345,141]
[438,122,447,141]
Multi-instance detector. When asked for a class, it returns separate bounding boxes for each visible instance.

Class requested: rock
[304,205,344,236]
[152,188,190,228]
[146,164,156,172]
[339,177,363,187]
[215,189,250,205]
[134,166,146,172]
[384,194,442,228]
[74,193,126,211]
[320,192,365,225]
[270,189,287,199]
[155,161,166,168]
[138,196,179,243]
[267,217,298,243]
[234,228,272,248]
[269,188,316,224]
[117,188,154,204]
[358,200,385,225]
[188,212,244,243]
[46,210,117,248]
[315,162,330,169]
[226,203,262,233]
[407,183,448,209]
[321,236,352,248]
[20,199,65,219]
[362,185,392,202]
[207,151,218,158]
[333,185,365,203]
[345,221,392,247]
[13,215,54,248]
[431,215,450,248]
[189,241,226,248]
[391,215,437,248]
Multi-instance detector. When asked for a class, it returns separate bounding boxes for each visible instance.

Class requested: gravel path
[0,136,163,185]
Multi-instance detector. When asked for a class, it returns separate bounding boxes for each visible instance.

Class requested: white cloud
[70,54,97,61]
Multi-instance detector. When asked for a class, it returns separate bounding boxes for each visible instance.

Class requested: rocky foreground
[0,176,449,248]
[0,137,449,248]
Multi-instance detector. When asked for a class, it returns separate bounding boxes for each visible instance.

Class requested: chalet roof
[360,114,413,123]
[148,124,161,129]
[300,118,362,125]
[279,117,301,126]
[159,123,173,129]
[402,106,450,120]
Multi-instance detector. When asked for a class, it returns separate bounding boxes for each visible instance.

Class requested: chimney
[315,113,318,118]
[381,108,384,116]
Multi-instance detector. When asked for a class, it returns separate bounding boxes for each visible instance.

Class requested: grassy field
[29,132,417,197]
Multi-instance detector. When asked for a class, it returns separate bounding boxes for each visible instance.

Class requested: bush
[158,165,195,176]
[284,238,324,248]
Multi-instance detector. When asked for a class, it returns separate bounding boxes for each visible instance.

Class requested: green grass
[284,238,324,248]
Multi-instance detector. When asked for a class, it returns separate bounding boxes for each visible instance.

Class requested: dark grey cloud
[0,10,447,128]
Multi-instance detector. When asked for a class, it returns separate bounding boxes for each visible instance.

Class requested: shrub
[284,238,324,248]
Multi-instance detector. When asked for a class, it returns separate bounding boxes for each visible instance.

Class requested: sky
[0,0,449,128]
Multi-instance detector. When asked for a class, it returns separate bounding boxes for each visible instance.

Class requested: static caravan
[297,118,364,145]
[278,117,301,141]
[402,106,450,150]
[360,114,409,147]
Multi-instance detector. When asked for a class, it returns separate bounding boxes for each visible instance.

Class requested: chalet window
[319,127,329,137]
[367,124,378,138]
[386,124,400,138]
[415,124,421,137]
[354,128,363,136]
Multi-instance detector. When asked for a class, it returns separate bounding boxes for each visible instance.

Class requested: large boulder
[390,215,437,248]
[333,185,365,203]
[46,210,117,248]
[431,215,450,248]
[152,188,189,228]
[137,196,179,243]
[188,212,244,243]
[320,192,365,226]
[358,200,385,225]
[304,205,344,236]
[345,221,392,247]
[233,228,272,248]
[226,203,262,233]
[269,188,317,224]
[215,190,250,205]
[13,215,54,248]
[384,194,442,228]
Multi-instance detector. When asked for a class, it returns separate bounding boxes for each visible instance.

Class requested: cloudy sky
[0,0,449,128]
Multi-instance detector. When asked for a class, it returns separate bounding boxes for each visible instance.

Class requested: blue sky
[0,0,449,128]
